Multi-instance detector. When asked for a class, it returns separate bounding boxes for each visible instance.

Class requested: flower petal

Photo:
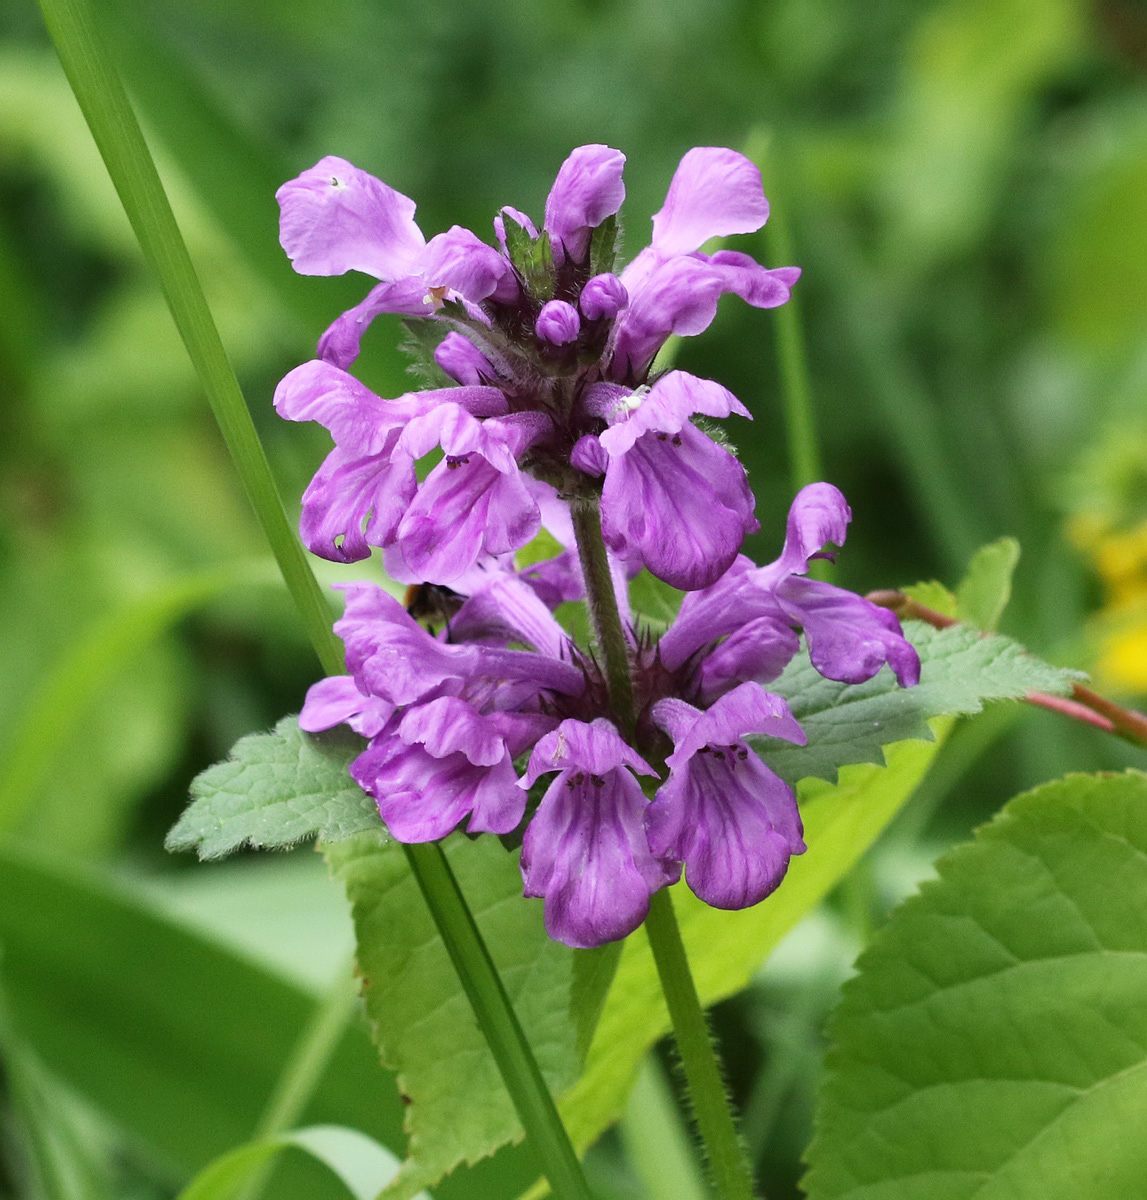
[650,148,770,256]
[277,156,426,279]
[544,144,626,263]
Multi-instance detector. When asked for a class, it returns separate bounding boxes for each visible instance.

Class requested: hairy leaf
[757,621,1082,786]
[324,833,617,1200]
[167,717,377,859]
[805,770,1147,1199]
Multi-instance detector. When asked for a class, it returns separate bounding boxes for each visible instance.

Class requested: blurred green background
[1,0,1145,1196]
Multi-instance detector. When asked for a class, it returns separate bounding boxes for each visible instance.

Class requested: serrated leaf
[757,621,1083,786]
[956,536,1021,631]
[166,717,379,859]
[324,832,617,1200]
[805,770,1147,1200]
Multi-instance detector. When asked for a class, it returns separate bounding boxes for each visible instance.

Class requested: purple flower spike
[520,719,675,948]
[649,685,806,909]
[536,300,581,346]
[277,156,425,279]
[544,145,627,264]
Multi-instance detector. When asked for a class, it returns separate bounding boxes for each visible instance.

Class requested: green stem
[405,845,594,1200]
[37,0,343,678]
[571,501,635,739]
[567,505,755,1200]
[620,1055,709,1200]
[644,891,757,1200]
[38,4,594,1196]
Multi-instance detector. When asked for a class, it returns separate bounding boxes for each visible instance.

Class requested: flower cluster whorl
[275,144,800,592]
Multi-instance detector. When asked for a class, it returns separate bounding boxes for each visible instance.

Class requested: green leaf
[0,837,534,1200]
[628,570,684,633]
[955,536,1020,631]
[757,621,1083,786]
[166,717,379,859]
[324,832,616,1200]
[805,770,1147,1200]
[177,1125,420,1200]
[545,730,952,1175]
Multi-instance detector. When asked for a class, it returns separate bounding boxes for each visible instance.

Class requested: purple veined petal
[571,433,608,477]
[657,555,760,670]
[518,549,585,608]
[776,576,922,687]
[317,277,431,369]
[298,442,417,562]
[521,717,654,788]
[655,683,805,765]
[650,147,770,256]
[274,358,436,450]
[434,332,496,385]
[611,255,729,379]
[543,144,627,264]
[536,300,581,345]
[298,675,394,738]
[277,156,427,279]
[494,205,539,252]
[450,576,573,659]
[647,684,806,909]
[352,733,525,841]
[763,481,853,579]
[421,225,516,304]
[600,423,758,591]
[333,583,482,704]
[701,251,801,309]
[579,273,628,321]
[695,615,801,704]
[398,696,510,767]
[597,371,749,458]
[521,765,676,948]
[396,455,542,583]
[646,752,803,909]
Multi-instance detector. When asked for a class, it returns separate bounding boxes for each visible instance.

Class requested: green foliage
[805,771,1147,1199]
[167,717,378,858]
[955,536,1021,632]
[757,620,1082,785]
[177,1125,417,1200]
[554,732,952,1165]
[324,832,617,1200]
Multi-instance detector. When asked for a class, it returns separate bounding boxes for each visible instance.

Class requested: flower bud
[580,273,628,321]
[536,299,581,346]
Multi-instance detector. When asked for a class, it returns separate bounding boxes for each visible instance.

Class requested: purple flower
[543,144,627,264]
[299,675,393,738]
[659,483,920,690]
[351,701,552,841]
[391,406,551,583]
[278,158,516,369]
[520,719,677,948]
[610,148,800,380]
[586,371,758,589]
[648,685,806,909]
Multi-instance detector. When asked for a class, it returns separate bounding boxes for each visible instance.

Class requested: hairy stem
[571,500,636,739]
[38,3,594,1194]
[568,503,756,1200]
[644,891,758,1200]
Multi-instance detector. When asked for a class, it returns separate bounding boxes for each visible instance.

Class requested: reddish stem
[867,589,1147,750]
